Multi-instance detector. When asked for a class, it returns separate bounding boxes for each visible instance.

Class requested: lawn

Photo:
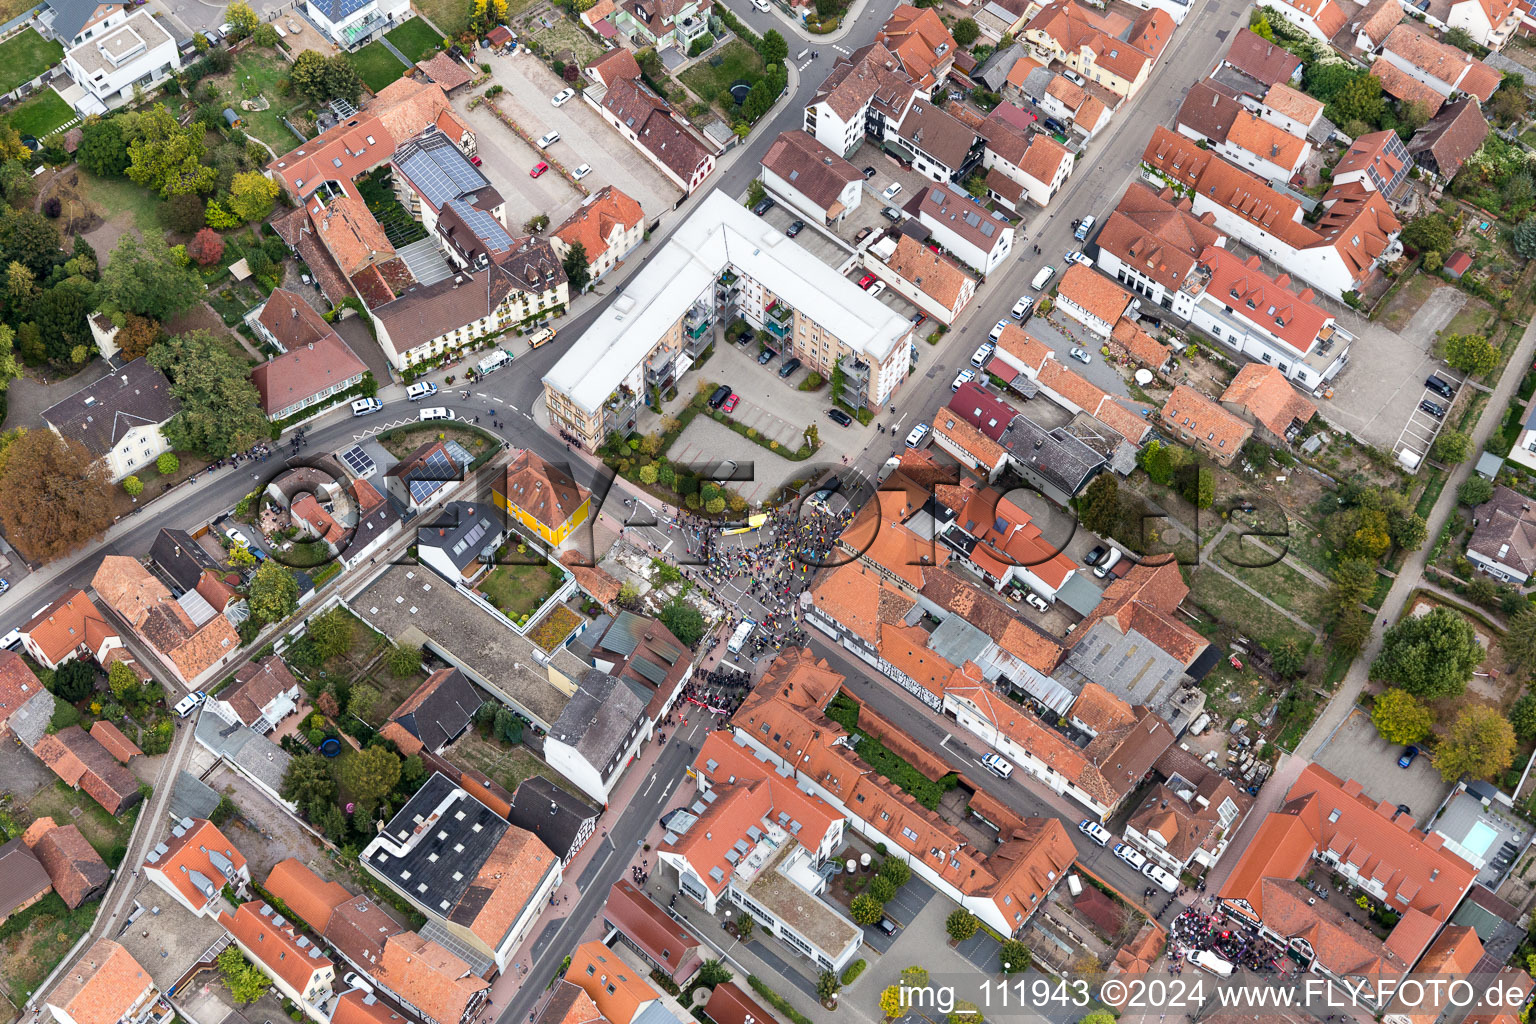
[524,15,602,69]
[1215,534,1331,627]
[28,781,136,865]
[81,169,165,235]
[386,18,443,62]
[679,39,765,106]
[6,89,73,139]
[379,423,492,459]
[221,51,304,152]
[0,30,63,97]
[348,41,408,94]
[479,562,561,621]
[358,664,433,727]
[1187,567,1315,652]
[411,0,471,38]
[0,893,97,1003]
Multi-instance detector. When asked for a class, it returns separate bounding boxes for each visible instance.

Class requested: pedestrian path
[378,34,413,67]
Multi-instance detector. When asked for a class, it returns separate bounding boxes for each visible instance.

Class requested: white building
[759,130,865,227]
[542,669,650,807]
[803,42,921,159]
[1093,182,1227,317]
[980,116,1074,211]
[142,818,250,919]
[306,0,410,49]
[41,359,178,483]
[549,186,646,289]
[62,10,179,115]
[916,183,1013,275]
[40,0,130,48]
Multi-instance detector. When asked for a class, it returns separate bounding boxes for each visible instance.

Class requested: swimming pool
[1464,819,1499,859]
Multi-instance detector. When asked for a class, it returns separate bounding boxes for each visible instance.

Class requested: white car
[881,182,903,201]
[1078,820,1112,847]
[1063,69,1086,87]
[1010,295,1034,319]
[419,407,456,422]
[224,525,252,549]
[1143,863,1178,893]
[1025,593,1048,612]
[1114,843,1148,871]
[1093,547,1123,579]
[573,163,592,179]
[350,398,384,416]
[537,130,561,148]
[173,691,207,718]
[551,88,576,106]
[868,281,886,298]
[980,752,1013,779]
[1064,250,1091,266]
[970,342,995,367]
[406,381,438,402]
[753,0,770,9]
[988,319,1009,342]
[905,423,931,449]
[951,368,977,391]
[1070,346,1092,364]
[1031,266,1056,290]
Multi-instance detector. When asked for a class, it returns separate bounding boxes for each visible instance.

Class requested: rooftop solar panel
[341,444,376,478]
[447,198,514,254]
[397,135,489,210]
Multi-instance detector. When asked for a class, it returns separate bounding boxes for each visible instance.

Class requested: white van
[419,407,456,422]
[174,691,208,718]
[1031,266,1056,290]
[1187,951,1234,977]
[1077,819,1112,847]
[905,423,931,449]
[1114,842,1148,870]
[970,342,995,367]
[1011,295,1034,320]
[1093,547,1123,579]
[981,752,1014,779]
[406,381,438,402]
[477,350,513,376]
[0,629,22,651]
[526,326,556,349]
[1143,863,1178,893]
[351,398,383,417]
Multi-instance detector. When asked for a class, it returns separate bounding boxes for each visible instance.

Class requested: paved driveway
[1316,286,1466,450]
[1312,706,1454,819]
[456,100,587,232]
[475,52,683,222]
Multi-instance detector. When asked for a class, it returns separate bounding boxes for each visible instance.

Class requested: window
[901,826,919,842]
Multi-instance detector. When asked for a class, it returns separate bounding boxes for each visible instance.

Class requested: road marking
[642,772,657,796]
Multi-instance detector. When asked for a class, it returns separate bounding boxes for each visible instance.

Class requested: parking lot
[1392,369,1463,469]
[468,51,683,224]
[1312,706,1455,819]
[457,100,587,230]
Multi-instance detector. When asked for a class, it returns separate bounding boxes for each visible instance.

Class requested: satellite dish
[1134,369,1154,386]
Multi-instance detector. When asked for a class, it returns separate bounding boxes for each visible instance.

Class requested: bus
[526,327,556,349]
[721,513,768,536]
[727,619,757,654]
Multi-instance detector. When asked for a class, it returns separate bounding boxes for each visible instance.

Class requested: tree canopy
[0,429,113,561]
[1370,688,1433,744]
[290,50,364,106]
[247,559,299,624]
[1443,333,1499,378]
[1369,605,1484,699]
[98,234,205,322]
[1436,705,1516,781]
[127,105,216,197]
[149,330,271,457]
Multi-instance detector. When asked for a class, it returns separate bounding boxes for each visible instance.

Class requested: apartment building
[221,901,336,1020]
[916,183,1014,275]
[544,192,914,450]
[1023,0,1174,100]
[1159,384,1254,466]
[1094,182,1227,315]
[46,940,167,1024]
[142,817,249,918]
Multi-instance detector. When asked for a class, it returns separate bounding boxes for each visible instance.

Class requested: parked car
[758,348,777,364]
[779,357,802,378]
[1398,745,1420,768]
[1074,214,1096,241]
[419,407,455,422]
[224,525,252,549]
[905,423,931,448]
[469,154,482,166]
[1425,375,1456,399]
[1092,547,1123,578]
[573,163,592,179]
[1078,820,1112,846]
[1011,295,1034,319]
[1419,399,1445,419]
[877,917,898,935]
[1070,346,1092,364]
[951,368,977,391]
[1031,265,1056,290]
[881,206,902,222]
[350,398,384,416]
[858,274,876,289]
[988,319,1009,342]
[530,161,549,177]
[868,281,886,298]
[1024,593,1048,612]
[828,407,853,426]
[708,385,732,409]
[854,226,874,243]
[752,0,769,10]
[1114,843,1147,870]
[980,752,1013,779]
[862,166,877,179]
[721,394,740,413]
[405,381,438,401]
[786,219,805,237]
[1143,863,1178,893]
[551,88,576,106]
[1064,250,1091,266]
[537,130,561,148]
[752,197,775,216]
[881,182,903,201]
[970,342,995,367]
[1084,544,1107,566]
[1062,69,1086,87]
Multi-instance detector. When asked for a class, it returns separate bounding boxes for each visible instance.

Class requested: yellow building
[492,449,592,546]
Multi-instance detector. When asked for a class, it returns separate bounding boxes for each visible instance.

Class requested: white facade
[803,99,866,159]
[306,0,410,49]
[761,165,864,225]
[1118,0,1193,24]
[1267,0,1340,41]
[1187,295,1351,390]
[942,690,1110,818]
[1214,134,1310,183]
[918,199,1013,275]
[1097,250,1201,317]
[543,725,650,807]
[1377,47,1464,100]
[208,682,303,735]
[1447,0,1519,49]
[62,11,179,115]
[982,146,1073,208]
[374,278,570,372]
[100,421,172,483]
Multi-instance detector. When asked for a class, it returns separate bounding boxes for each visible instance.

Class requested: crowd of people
[1170,905,1282,974]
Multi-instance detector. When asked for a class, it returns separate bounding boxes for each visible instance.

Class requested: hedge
[840,959,867,986]
[746,976,815,1024]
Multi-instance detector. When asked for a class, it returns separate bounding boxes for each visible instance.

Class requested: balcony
[684,302,712,340]
[341,13,387,46]
[838,354,870,396]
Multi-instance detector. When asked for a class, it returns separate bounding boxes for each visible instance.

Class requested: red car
[531,161,549,177]
[722,394,740,413]
[470,155,483,166]
[858,274,875,289]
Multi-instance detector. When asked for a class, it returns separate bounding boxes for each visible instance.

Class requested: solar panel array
[408,447,460,503]
[340,445,375,478]
[397,136,487,209]
[447,198,514,255]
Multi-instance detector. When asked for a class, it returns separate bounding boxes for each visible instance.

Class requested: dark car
[1419,399,1446,418]
[1043,117,1065,133]
[828,408,852,427]
[1425,375,1456,399]
[786,219,805,237]
[863,166,877,179]
[778,357,802,378]
[752,197,775,216]
[1398,745,1420,768]
[1084,545,1108,566]
[881,206,902,222]
[708,384,732,409]
[877,917,898,935]
[820,475,842,494]
[854,226,874,243]
[758,348,777,364]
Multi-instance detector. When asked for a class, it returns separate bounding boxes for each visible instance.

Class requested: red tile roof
[552,185,645,264]
[146,818,247,913]
[1196,246,1335,358]
[1161,384,1254,457]
[24,819,108,908]
[1073,561,1208,665]
[251,326,368,417]
[265,858,351,935]
[378,931,488,1024]
[1097,182,1224,295]
[269,116,394,199]
[0,648,45,733]
[333,990,408,1024]
[47,940,154,1024]
[602,880,702,982]
[1057,264,1134,325]
[21,591,116,667]
[220,901,334,993]
[89,720,141,763]
[1221,363,1317,438]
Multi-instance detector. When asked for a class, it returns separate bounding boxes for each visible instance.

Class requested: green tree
[868,874,897,903]
[33,279,97,364]
[1371,687,1433,744]
[291,53,363,105]
[1513,218,1536,259]
[217,947,267,1005]
[1458,477,1494,507]
[1503,607,1536,670]
[348,682,380,722]
[122,475,143,496]
[387,643,420,677]
[77,116,133,177]
[760,29,788,64]
[880,986,905,1019]
[1390,510,1428,551]
[1268,638,1307,679]
[1444,332,1499,377]
[818,972,840,1001]
[661,597,705,646]
[879,858,911,885]
[225,1,260,37]
[308,608,354,660]
[562,241,591,293]
[126,105,215,197]
[1076,473,1120,535]
[1432,429,1471,464]
[998,939,1031,974]
[156,452,180,475]
[108,661,142,703]
[945,908,979,942]
[228,171,280,223]
[948,1002,983,1024]
[0,429,113,561]
[98,234,205,322]
[280,752,335,806]
[337,744,402,813]
[850,894,884,925]
[1444,25,1479,51]
[746,179,767,208]
[1080,1014,1117,1024]
[1512,693,1536,740]
[1250,11,1275,38]
[952,18,980,45]
[149,330,271,457]
[248,560,299,624]
[53,660,95,701]
[697,960,733,988]
[1437,705,1516,781]
[1370,605,1484,699]
[0,322,24,393]
[1402,213,1456,255]
[1329,72,1385,126]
